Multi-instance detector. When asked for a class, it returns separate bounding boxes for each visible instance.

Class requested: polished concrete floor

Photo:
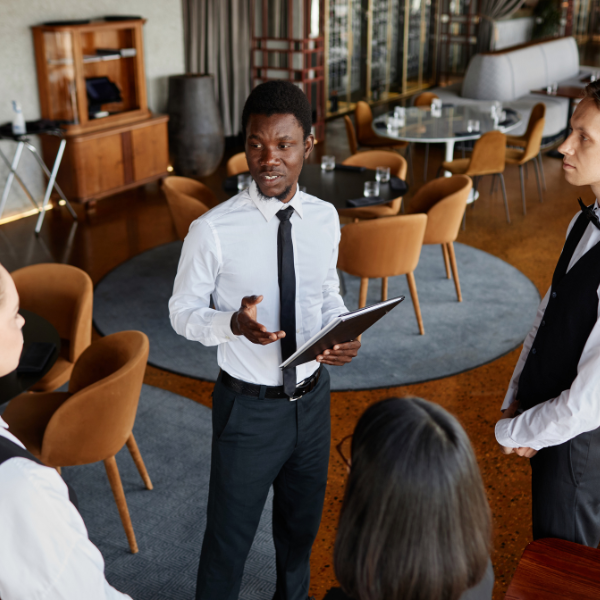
[0,117,590,599]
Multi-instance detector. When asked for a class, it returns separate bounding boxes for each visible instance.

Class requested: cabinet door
[76,133,125,198]
[130,121,169,182]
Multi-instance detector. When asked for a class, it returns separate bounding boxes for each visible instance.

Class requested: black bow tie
[578,198,600,230]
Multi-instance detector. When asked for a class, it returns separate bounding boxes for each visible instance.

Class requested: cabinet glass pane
[43,31,79,123]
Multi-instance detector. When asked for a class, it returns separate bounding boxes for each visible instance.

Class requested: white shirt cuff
[210,310,238,343]
[495,418,519,448]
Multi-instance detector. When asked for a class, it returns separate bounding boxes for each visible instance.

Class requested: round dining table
[0,309,60,405]
[373,105,522,171]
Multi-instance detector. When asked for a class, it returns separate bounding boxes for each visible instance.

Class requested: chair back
[524,103,546,140]
[522,113,546,163]
[162,176,216,240]
[408,175,472,244]
[342,150,407,215]
[40,331,150,466]
[226,152,249,177]
[467,131,506,176]
[355,101,376,142]
[413,92,439,107]
[11,264,92,363]
[337,214,427,278]
[344,115,359,155]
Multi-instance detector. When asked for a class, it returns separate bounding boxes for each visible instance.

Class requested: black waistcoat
[0,436,79,509]
[518,211,600,410]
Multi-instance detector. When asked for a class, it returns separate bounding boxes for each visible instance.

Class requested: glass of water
[376,166,391,183]
[237,174,252,191]
[364,181,380,197]
[394,106,406,119]
[321,155,335,171]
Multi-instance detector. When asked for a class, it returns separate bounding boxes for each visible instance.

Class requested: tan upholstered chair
[344,115,359,155]
[11,264,93,392]
[338,151,408,221]
[337,214,427,335]
[226,152,249,177]
[505,108,546,213]
[406,175,473,302]
[162,176,217,240]
[413,92,439,180]
[441,130,510,223]
[3,331,152,554]
[355,101,409,152]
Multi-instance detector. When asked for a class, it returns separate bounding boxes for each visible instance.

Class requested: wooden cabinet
[32,19,169,205]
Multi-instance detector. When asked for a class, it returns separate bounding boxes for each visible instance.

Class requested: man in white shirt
[0,263,131,600]
[169,81,360,600]
[496,82,600,546]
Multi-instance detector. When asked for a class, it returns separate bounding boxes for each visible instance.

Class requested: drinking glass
[375,166,390,183]
[386,115,399,132]
[394,106,406,119]
[473,120,481,132]
[321,155,335,171]
[431,98,443,111]
[467,119,475,133]
[591,73,597,82]
[551,82,558,94]
[237,174,252,191]
[299,185,307,193]
[364,181,379,197]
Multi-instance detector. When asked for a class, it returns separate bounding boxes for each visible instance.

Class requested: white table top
[373,105,522,143]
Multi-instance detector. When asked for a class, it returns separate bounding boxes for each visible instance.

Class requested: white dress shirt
[169,181,348,386]
[496,201,600,450]
[0,417,130,600]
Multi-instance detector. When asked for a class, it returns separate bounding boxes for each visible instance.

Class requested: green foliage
[532,0,562,39]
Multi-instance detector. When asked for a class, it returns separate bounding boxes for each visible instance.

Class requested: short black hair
[334,396,492,600]
[241,80,312,141]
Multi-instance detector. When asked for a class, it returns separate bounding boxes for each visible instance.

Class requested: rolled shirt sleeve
[169,218,238,346]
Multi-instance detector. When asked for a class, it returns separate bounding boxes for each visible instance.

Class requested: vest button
[551,292,557,298]
[541,320,546,326]
[532,348,537,354]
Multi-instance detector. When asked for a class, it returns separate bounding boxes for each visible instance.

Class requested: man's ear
[304,134,315,158]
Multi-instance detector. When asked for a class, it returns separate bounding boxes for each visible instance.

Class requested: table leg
[35,139,67,235]
[443,140,455,177]
[0,142,25,220]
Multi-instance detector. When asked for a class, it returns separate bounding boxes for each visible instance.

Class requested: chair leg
[423,143,429,181]
[499,173,511,224]
[104,456,139,554]
[519,165,527,215]
[489,174,496,194]
[538,151,546,191]
[447,242,462,302]
[406,144,414,186]
[436,164,443,178]
[442,243,451,279]
[381,277,388,302]
[532,158,543,203]
[525,161,529,180]
[406,272,424,335]
[472,176,479,208]
[126,433,153,490]
[462,208,466,231]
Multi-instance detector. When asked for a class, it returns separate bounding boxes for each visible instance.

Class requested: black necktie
[578,197,600,230]
[276,206,297,397]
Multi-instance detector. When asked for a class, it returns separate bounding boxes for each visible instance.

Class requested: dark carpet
[93,241,540,391]
[61,385,276,600]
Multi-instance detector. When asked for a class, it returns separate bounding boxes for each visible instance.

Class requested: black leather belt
[220,367,322,401]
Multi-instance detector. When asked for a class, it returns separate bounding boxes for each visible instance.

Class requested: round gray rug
[93,241,540,391]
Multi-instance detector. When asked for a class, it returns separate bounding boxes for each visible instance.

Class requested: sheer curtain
[183,0,251,136]
[476,0,526,54]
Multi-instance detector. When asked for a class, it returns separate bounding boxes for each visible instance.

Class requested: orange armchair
[226,152,249,177]
[11,264,93,392]
[3,331,152,554]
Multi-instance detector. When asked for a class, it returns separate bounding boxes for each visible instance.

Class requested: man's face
[245,113,314,202]
[558,97,600,187]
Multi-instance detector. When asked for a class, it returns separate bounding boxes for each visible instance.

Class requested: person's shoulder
[0,456,68,501]
[188,194,251,236]
[301,194,339,219]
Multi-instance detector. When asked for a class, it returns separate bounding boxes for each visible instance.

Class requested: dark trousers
[196,368,331,600]
[531,426,600,546]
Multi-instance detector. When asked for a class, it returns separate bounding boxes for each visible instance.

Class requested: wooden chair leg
[357,277,369,342]
[126,433,153,490]
[441,244,451,279]
[406,272,424,335]
[519,164,527,215]
[447,242,462,302]
[104,456,138,554]
[381,277,388,302]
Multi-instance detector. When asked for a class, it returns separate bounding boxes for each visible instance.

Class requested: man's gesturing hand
[316,340,361,366]
[231,295,285,345]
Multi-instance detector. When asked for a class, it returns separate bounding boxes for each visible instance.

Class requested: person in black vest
[496,80,600,546]
[0,263,131,600]
[169,81,360,600]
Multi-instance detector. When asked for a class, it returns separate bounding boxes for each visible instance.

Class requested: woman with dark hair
[333,396,494,600]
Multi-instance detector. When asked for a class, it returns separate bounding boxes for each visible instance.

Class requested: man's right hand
[231,295,285,345]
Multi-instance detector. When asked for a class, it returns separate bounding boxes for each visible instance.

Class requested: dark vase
[167,74,225,177]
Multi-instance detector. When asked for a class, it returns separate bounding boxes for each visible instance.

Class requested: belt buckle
[289,391,302,401]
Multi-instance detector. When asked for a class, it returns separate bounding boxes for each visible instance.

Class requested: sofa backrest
[461,37,579,101]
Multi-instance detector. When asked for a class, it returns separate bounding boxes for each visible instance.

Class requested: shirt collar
[248,180,304,222]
